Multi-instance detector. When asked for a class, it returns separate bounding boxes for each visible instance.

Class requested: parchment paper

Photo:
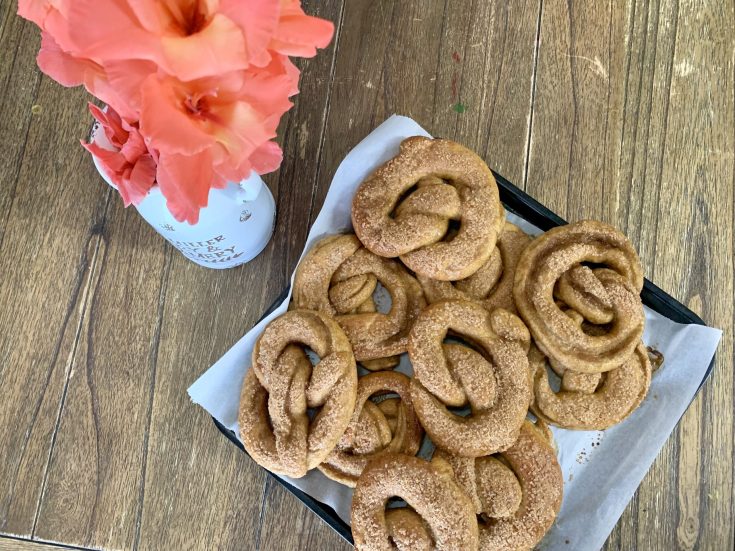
[188,115,722,551]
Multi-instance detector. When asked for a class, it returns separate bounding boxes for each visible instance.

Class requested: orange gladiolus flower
[139,55,296,223]
[83,104,158,206]
[19,0,335,224]
[56,0,331,81]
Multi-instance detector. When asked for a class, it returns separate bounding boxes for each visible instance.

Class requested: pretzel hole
[303,347,321,366]
[581,261,608,270]
[372,282,393,314]
[445,404,472,417]
[444,334,493,364]
[580,320,613,336]
[386,497,410,511]
[369,391,401,404]
[441,218,462,243]
[389,183,421,219]
[545,366,563,392]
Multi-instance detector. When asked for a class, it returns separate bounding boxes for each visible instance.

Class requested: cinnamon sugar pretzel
[238,310,357,477]
[352,137,504,281]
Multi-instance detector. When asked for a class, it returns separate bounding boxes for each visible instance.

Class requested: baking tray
[212,169,716,545]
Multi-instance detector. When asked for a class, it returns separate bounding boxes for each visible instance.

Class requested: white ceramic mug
[91,126,276,269]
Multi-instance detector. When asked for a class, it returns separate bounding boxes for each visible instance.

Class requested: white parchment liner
[189,116,721,551]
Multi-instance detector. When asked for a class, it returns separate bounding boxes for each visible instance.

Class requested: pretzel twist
[351,454,479,551]
[419,222,531,313]
[293,234,426,363]
[408,300,532,457]
[238,310,357,477]
[531,342,652,430]
[434,420,563,551]
[351,137,504,281]
[319,371,424,487]
[513,220,645,373]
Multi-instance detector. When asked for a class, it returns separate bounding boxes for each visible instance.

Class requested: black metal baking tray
[212,169,716,545]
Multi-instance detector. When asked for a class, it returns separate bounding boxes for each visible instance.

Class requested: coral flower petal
[157,151,222,225]
[160,14,248,81]
[36,31,87,86]
[140,76,217,155]
[124,154,157,204]
[249,140,283,175]
[218,0,280,66]
[270,14,334,57]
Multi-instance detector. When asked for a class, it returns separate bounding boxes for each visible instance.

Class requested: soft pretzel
[351,453,479,551]
[531,342,652,430]
[293,234,425,363]
[514,220,645,373]
[419,222,531,313]
[238,310,357,477]
[408,300,532,457]
[319,371,423,486]
[384,508,433,550]
[351,137,504,281]
[434,420,563,551]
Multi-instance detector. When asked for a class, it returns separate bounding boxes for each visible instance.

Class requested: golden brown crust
[351,137,504,281]
[531,342,652,430]
[318,371,424,487]
[408,300,532,457]
[419,222,531,313]
[292,234,426,362]
[351,454,479,551]
[238,310,357,478]
[384,508,433,551]
[360,356,401,371]
[436,420,563,551]
[513,220,645,373]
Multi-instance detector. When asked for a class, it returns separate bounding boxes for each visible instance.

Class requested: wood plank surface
[0,11,111,538]
[0,536,90,551]
[529,1,734,550]
[0,0,733,550]
[132,1,349,550]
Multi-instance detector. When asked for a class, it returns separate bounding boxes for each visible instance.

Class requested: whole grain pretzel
[419,222,531,313]
[238,310,357,478]
[293,234,425,363]
[319,371,423,487]
[351,453,479,551]
[351,136,504,281]
[408,300,532,457]
[513,220,645,374]
[434,420,563,551]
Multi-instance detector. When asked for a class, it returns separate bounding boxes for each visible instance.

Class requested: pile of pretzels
[238,137,653,551]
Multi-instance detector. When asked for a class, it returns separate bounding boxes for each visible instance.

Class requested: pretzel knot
[513,220,645,374]
[434,420,563,551]
[530,342,652,430]
[408,300,532,457]
[351,137,504,281]
[351,454,479,551]
[293,234,426,366]
[419,222,531,313]
[238,310,357,478]
[319,371,424,487]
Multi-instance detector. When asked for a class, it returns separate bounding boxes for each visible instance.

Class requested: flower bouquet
[19,0,334,266]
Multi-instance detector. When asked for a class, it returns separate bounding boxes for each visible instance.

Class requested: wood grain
[134,2,347,550]
[314,0,542,224]
[0,536,91,551]
[0,0,733,550]
[529,1,734,549]
[33,184,168,549]
[0,12,110,538]
[257,478,351,551]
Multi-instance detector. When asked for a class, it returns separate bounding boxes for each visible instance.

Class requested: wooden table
[1,1,732,550]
